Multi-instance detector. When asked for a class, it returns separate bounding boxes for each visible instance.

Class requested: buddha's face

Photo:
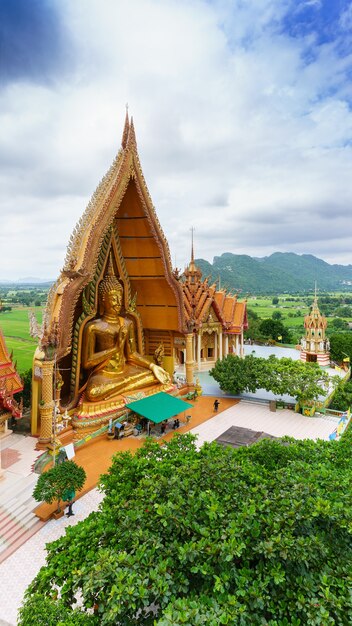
[103,288,122,316]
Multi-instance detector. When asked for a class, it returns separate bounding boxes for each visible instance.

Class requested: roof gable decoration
[0,328,23,421]
[42,113,185,359]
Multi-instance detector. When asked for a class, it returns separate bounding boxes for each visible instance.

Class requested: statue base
[71,382,174,437]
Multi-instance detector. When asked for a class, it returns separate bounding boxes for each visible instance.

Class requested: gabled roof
[181,259,247,334]
[43,114,185,359]
[0,328,23,419]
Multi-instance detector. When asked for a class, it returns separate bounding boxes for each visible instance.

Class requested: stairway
[0,473,44,564]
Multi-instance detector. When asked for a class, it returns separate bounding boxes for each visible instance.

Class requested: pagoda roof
[181,259,247,334]
[0,328,23,419]
[304,294,327,330]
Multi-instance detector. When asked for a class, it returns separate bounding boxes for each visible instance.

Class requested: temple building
[31,114,248,445]
[300,287,330,367]
[0,328,23,437]
[178,242,248,369]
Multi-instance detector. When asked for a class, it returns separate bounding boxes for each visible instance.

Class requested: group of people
[160,418,180,435]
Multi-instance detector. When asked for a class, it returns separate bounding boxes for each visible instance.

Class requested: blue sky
[1,0,352,279]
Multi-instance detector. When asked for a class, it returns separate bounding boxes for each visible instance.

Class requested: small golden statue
[82,258,170,401]
[154,343,164,366]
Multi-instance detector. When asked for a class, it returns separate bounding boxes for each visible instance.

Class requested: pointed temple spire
[191,226,195,264]
[121,105,129,149]
[127,116,137,149]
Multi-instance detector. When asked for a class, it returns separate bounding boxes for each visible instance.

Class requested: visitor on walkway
[213,399,220,412]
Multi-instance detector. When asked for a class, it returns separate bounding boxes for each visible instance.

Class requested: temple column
[197,331,202,371]
[38,360,54,446]
[219,330,223,360]
[185,333,194,385]
[225,335,229,357]
[214,332,218,360]
[240,331,244,357]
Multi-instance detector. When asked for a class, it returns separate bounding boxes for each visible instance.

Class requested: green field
[0,307,43,373]
[246,293,352,343]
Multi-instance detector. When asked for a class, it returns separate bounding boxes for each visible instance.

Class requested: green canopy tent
[126,392,193,424]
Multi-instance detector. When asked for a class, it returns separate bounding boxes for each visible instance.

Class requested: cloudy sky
[1,0,352,280]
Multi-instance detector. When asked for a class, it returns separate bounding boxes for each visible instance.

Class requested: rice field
[0,307,43,373]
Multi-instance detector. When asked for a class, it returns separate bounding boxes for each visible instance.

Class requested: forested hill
[194,252,352,293]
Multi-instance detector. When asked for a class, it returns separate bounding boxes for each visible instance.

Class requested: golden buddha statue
[82,263,170,401]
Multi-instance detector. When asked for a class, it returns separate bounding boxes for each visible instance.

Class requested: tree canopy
[210,354,332,403]
[19,431,352,625]
[258,318,291,343]
[33,460,86,513]
[330,332,352,363]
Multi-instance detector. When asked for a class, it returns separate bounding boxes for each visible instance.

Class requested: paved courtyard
[0,400,340,625]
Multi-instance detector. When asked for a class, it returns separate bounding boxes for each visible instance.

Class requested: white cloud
[1,0,352,279]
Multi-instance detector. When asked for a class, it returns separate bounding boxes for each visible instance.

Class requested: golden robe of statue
[82,266,170,401]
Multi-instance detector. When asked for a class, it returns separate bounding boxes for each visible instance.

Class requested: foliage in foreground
[33,460,86,513]
[330,378,352,411]
[210,353,333,402]
[330,331,352,364]
[19,430,352,625]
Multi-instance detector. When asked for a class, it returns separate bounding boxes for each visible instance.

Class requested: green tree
[272,296,279,305]
[330,332,352,363]
[210,354,331,404]
[334,305,352,318]
[210,354,265,395]
[330,380,352,411]
[259,318,291,343]
[19,433,352,625]
[33,460,86,514]
[21,368,32,408]
[329,318,348,331]
[272,310,282,320]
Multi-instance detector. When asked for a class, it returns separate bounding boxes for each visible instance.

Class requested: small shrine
[178,234,248,370]
[0,328,23,436]
[300,286,330,367]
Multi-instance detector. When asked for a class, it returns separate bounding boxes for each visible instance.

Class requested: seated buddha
[82,264,170,402]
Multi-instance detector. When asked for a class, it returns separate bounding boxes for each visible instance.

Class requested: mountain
[194,252,352,294]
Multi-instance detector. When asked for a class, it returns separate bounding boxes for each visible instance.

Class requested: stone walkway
[0,401,340,625]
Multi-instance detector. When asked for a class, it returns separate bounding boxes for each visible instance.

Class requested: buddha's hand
[149,363,171,384]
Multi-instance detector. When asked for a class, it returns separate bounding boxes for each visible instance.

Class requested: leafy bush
[19,432,352,625]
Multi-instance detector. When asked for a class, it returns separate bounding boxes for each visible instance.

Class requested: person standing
[213,399,220,412]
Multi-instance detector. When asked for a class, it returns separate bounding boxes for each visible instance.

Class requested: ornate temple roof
[0,327,23,421]
[304,289,327,331]
[180,255,248,334]
[42,112,185,360]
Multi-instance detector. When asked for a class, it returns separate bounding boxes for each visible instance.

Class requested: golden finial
[107,251,115,277]
[190,226,195,263]
[121,106,130,149]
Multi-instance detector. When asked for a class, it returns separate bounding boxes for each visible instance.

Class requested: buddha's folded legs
[86,365,156,401]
